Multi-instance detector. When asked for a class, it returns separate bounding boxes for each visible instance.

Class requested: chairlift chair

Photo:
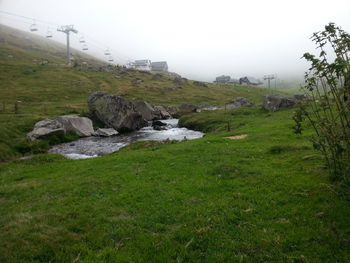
[104,49,111,56]
[108,56,114,62]
[82,44,88,51]
[46,29,53,38]
[30,21,38,32]
[79,36,86,43]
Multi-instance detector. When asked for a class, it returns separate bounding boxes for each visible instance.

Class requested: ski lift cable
[84,41,126,63]
[80,32,133,61]
[0,10,60,27]
[0,15,33,25]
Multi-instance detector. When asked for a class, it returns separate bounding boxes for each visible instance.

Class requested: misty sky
[1,0,350,81]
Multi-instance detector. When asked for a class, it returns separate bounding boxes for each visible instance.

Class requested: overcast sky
[1,0,350,81]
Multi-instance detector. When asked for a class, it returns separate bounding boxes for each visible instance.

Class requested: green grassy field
[1,107,349,262]
[0,24,349,262]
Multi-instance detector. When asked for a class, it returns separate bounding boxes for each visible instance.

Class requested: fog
[1,0,350,81]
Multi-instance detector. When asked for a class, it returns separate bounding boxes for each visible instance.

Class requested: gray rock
[165,106,180,115]
[153,125,167,131]
[263,94,296,112]
[166,86,182,91]
[27,119,65,141]
[153,105,171,119]
[152,120,167,127]
[225,97,254,109]
[152,73,163,79]
[55,115,94,137]
[135,100,157,121]
[173,76,188,84]
[94,128,119,137]
[193,81,208,87]
[152,120,168,131]
[88,91,147,132]
[179,104,198,112]
[293,94,309,101]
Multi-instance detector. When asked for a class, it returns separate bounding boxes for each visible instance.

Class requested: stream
[49,119,204,159]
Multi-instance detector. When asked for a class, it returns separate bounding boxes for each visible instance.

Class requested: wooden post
[14,101,20,114]
[227,120,231,132]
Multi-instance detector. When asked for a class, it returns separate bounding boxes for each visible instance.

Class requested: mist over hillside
[1,0,349,82]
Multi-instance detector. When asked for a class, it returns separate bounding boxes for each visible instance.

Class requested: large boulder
[88,91,147,132]
[55,115,94,137]
[27,119,65,141]
[263,94,296,112]
[134,100,158,121]
[153,105,171,119]
[225,97,254,109]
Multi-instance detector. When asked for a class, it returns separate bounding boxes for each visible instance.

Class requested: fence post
[14,101,20,114]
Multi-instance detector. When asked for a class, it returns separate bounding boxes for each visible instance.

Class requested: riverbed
[49,119,203,159]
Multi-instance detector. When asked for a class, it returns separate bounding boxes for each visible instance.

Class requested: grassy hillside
[0,24,106,66]
[0,25,273,161]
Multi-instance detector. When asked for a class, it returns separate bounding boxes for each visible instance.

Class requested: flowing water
[49,119,203,159]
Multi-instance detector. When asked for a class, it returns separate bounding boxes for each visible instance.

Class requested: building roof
[240,76,262,85]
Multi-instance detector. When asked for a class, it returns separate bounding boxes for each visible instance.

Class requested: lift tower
[264,74,275,89]
[57,25,78,64]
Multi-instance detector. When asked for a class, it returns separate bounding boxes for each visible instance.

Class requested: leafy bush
[13,132,79,157]
[295,23,350,186]
[14,140,49,155]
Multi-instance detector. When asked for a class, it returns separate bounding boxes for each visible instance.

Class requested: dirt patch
[225,134,248,140]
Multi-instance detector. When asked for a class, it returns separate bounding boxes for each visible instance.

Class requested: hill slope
[0,24,273,161]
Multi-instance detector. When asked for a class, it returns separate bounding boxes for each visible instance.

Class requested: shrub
[295,23,350,186]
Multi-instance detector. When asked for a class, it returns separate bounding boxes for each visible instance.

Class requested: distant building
[227,78,240,84]
[239,76,262,86]
[151,61,168,72]
[131,59,152,70]
[215,75,231,83]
